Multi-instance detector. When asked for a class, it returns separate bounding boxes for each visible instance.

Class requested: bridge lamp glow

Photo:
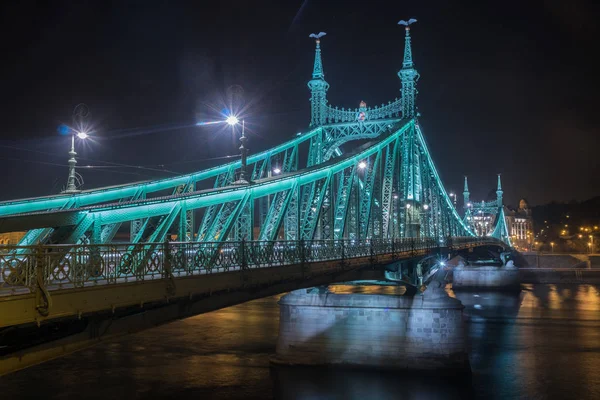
[406,203,411,209]
[76,131,89,139]
[439,261,446,267]
[273,167,281,174]
[423,204,429,210]
[358,161,367,169]
[226,115,239,126]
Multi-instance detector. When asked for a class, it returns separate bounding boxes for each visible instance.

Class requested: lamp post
[63,130,89,193]
[550,241,555,254]
[590,235,594,254]
[226,116,250,185]
[449,193,456,206]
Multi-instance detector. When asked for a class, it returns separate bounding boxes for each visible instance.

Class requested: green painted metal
[333,165,356,239]
[0,22,512,251]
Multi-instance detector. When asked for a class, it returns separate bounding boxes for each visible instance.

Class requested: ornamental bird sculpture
[398,18,417,26]
[309,32,327,39]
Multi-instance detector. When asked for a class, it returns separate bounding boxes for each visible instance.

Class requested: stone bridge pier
[272,280,468,371]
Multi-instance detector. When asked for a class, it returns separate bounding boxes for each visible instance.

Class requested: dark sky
[0,0,598,206]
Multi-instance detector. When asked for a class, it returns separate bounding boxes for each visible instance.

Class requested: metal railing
[0,237,499,295]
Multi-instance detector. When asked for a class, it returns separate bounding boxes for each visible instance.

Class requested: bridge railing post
[162,238,176,297]
[240,239,248,271]
[340,239,346,269]
[299,239,306,266]
[34,244,51,317]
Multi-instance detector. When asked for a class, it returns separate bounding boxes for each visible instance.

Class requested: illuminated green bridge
[0,24,510,374]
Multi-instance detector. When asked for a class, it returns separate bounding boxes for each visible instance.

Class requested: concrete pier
[273,286,468,371]
[452,265,520,290]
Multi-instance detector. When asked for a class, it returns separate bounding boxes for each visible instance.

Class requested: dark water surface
[1,284,600,399]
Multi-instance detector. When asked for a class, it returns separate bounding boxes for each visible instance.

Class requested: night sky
[0,0,598,206]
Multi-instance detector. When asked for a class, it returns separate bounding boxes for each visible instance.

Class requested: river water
[1,284,599,399]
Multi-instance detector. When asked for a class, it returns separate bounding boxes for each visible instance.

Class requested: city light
[226,115,239,126]
[358,161,367,169]
[273,168,281,174]
[406,203,411,209]
[76,131,89,140]
[423,204,429,210]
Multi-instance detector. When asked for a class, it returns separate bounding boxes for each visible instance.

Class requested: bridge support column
[452,263,520,291]
[272,287,468,371]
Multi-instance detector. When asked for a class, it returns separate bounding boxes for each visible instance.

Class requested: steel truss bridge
[0,24,510,374]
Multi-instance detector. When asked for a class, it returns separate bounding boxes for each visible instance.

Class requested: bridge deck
[0,238,499,328]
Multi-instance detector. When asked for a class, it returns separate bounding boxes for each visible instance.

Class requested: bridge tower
[398,21,423,237]
[496,173,503,207]
[398,21,420,118]
[308,36,329,127]
[463,176,470,207]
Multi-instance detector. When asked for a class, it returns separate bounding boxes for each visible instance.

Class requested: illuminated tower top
[463,175,470,206]
[496,174,503,206]
[397,19,419,119]
[308,32,329,127]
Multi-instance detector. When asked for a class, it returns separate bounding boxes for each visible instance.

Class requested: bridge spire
[463,176,470,206]
[496,174,503,206]
[308,33,329,127]
[397,19,419,119]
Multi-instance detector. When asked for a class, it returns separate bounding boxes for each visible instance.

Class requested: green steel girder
[197,167,235,241]
[300,174,332,240]
[490,206,512,246]
[322,120,399,162]
[333,165,356,239]
[0,118,478,245]
[358,151,381,238]
[259,182,298,241]
[0,122,414,235]
[381,138,399,237]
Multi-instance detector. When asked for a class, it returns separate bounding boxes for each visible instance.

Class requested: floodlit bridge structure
[0,24,509,374]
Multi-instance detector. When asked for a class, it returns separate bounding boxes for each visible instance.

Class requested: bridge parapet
[0,237,500,297]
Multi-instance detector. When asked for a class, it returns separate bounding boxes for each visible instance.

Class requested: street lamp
[358,161,367,169]
[590,235,595,254]
[449,193,456,206]
[550,241,555,253]
[226,116,249,185]
[63,130,89,193]
[273,167,281,175]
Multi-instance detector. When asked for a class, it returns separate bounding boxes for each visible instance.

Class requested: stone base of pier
[452,265,520,290]
[272,287,467,371]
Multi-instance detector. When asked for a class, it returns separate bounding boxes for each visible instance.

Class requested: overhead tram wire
[0,156,156,178]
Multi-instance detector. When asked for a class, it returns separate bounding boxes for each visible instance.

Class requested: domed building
[504,198,534,251]
[462,174,533,249]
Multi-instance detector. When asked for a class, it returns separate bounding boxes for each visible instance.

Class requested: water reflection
[272,365,473,400]
[0,285,599,399]
[328,283,408,296]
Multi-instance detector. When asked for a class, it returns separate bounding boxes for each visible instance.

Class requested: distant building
[505,199,534,251]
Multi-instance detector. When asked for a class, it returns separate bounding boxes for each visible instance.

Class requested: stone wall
[273,289,467,371]
[521,254,586,269]
[453,266,520,290]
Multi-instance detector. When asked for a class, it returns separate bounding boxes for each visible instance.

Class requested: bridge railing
[0,237,500,294]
